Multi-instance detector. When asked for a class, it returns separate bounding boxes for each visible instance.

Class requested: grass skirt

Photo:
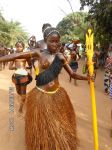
[25,87,78,150]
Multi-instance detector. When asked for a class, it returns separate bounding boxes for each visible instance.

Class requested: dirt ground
[0,59,112,150]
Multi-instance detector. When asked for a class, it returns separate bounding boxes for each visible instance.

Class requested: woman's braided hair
[43,27,60,40]
[42,23,51,33]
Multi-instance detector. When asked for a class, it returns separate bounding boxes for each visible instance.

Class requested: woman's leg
[15,85,21,95]
[74,69,77,85]
[3,62,5,69]
[18,86,27,113]
[0,62,2,70]
[15,85,27,113]
[104,71,110,94]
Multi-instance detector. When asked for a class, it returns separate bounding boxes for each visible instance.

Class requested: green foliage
[0,11,28,47]
[0,11,5,22]
[80,0,112,48]
[56,12,89,43]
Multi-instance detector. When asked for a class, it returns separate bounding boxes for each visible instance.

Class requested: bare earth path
[0,59,112,150]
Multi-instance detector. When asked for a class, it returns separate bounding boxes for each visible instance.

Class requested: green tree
[80,0,112,48]
[0,11,28,47]
[0,21,11,46]
[0,11,5,22]
[57,12,89,43]
[7,21,28,46]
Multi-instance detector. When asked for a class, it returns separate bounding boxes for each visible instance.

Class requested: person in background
[66,40,81,59]
[92,47,100,79]
[10,45,15,54]
[69,50,79,85]
[104,45,112,95]
[109,68,112,99]
[9,41,32,113]
[0,45,8,70]
[60,42,66,54]
[37,23,52,50]
[28,35,40,50]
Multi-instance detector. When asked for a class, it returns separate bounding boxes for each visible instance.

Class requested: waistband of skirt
[36,86,60,94]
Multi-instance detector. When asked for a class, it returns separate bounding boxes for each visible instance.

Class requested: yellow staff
[86,29,99,150]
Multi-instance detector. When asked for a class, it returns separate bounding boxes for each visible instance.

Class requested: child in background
[69,51,79,85]
[28,35,40,50]
[9,41,32,113]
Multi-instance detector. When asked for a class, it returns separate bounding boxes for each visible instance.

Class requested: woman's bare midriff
[15,59,27,69]
[38,78,60,92]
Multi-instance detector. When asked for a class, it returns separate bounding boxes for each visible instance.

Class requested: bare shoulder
[57,52,66,64]
[28,49,42,59]
[57,52,65,59]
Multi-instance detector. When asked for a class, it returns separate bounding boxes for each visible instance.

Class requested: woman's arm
[0,49,41,62]
[59,53,88,81]
[9,61,16,70]
[63,62,88,80]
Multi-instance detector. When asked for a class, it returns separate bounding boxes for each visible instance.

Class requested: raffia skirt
[25,86,78,150]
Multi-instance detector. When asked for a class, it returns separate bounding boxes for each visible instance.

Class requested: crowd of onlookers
[59,42,112,99]
[103,44,112,99]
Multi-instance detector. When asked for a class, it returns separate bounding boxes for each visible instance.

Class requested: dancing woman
[0,27,91,150]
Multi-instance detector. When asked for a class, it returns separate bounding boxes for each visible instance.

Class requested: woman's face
[16,43,24,52]
[46,33,60,54]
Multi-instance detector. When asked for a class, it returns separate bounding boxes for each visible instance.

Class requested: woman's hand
[87,74,95,82]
